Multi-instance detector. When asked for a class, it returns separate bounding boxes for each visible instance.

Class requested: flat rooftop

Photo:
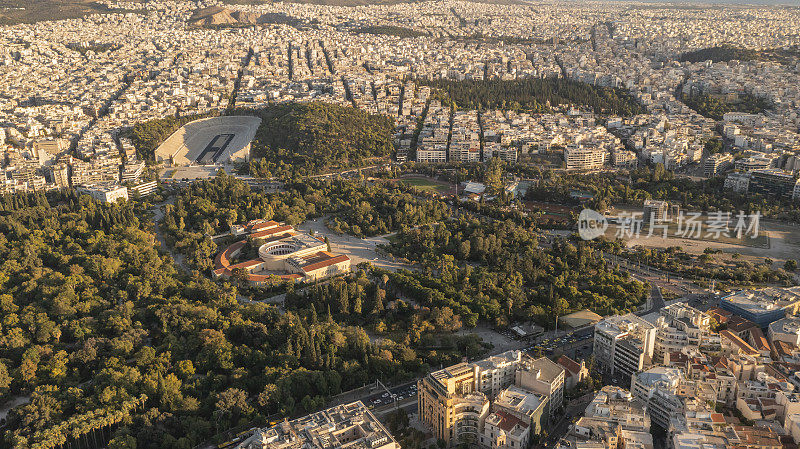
[721,287,800,314]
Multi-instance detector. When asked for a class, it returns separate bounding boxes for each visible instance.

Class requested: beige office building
[418,362,490,446]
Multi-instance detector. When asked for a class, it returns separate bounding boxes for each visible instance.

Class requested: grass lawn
[401,177,452,194]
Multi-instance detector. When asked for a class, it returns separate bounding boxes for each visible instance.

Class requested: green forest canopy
[679,44,800,64]
[384,217,649,327]
[246,102,395,178]
[355,25,427,38]
[159,174,451,272]
[681,92,772,121]
[0,190,472,449]
[418,77,646,116]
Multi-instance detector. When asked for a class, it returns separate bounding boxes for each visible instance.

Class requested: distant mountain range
[0,0,795,27]
[187,6,312,28]
[188,6,261,27]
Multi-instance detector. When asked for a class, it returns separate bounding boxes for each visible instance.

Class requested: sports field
[400,176,454,194]
[155,116,260,165]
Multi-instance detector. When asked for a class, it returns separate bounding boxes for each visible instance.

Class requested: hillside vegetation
[246,102,395,178]
[681,92,772,121]
[679,44,800,64]
[355,25,427,38]
[419,78,646,116]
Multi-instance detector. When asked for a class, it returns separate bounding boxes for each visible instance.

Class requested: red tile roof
[729,316,759,334]
[250,221,280,231]
[706,307,733,323]
[214,240,246,271]
[493,410,528,432]
[300,252,350,273]
[720,330,759,356]
[749,327,770,352]
[557,355,581,375]
[711,413,726,424]
[250,225,295,239]
[774,340,795,358]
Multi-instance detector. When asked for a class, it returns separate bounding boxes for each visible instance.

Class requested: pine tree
[372,289,385,314]
[309,304,318,324]
[338,285,349,314]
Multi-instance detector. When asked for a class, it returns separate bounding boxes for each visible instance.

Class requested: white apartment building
[416,147,447,163]
[631,367,684,430]
[703,153,733,178]
[48,163,70,188]
[235,401,400,449]
[449,145,481,163]
[515,356,565,417]
[594,313,656,379]
[735,155,773,172]
[770,317,800,346]
[474,351,524,397]
[563,386,652,449]
[121,161,145,183]
[130,180,158,197]
[612,149,637,168]
[77,184,129,203]
[492,386,548,436]
[564,146,607,170]
[724,172,751,194]
[654,304,711,363]
[723,112,762,128]
[482,410,530,449]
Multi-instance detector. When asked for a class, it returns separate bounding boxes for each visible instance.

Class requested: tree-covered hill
[354,25,427,38]
[246,102,395,178]
[681,92,772,121]
[679,44,800,64]
[418,78,646,116]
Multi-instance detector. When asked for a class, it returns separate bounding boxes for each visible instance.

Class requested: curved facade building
[213,219,350,285]
[155,116,261,165]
